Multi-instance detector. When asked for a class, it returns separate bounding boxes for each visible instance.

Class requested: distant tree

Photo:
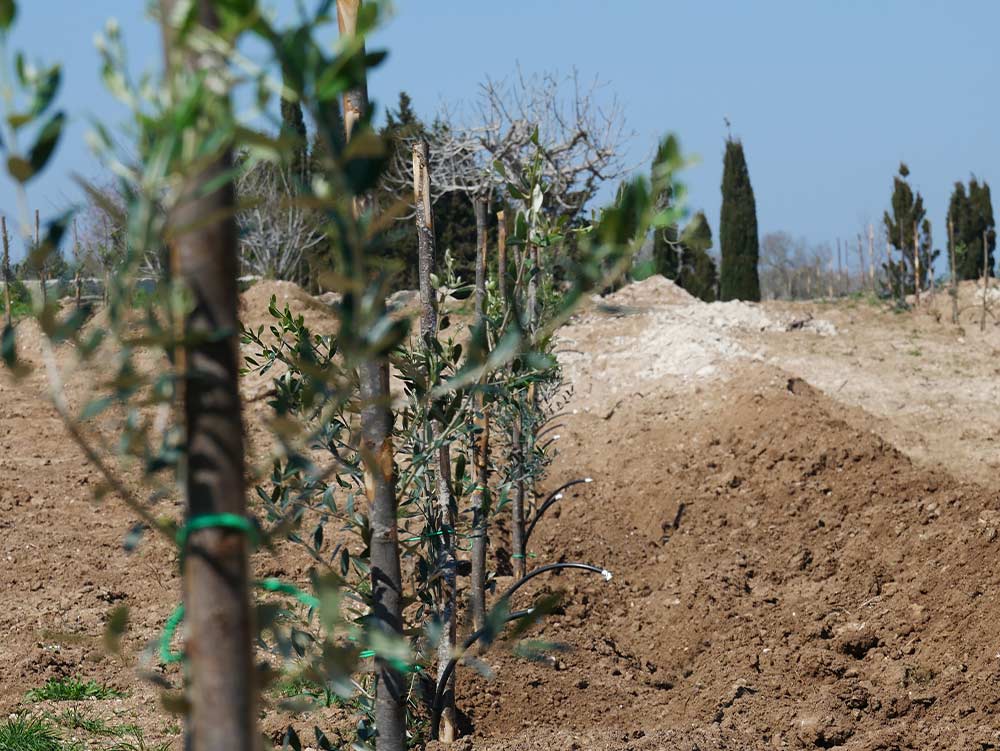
[279,78,309,187]
[947,177,995,280]
[677,211,717,302]
[882,163,938,297]
[719,138,760,301]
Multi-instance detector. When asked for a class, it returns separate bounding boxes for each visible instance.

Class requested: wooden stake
[867,224,875,291]
[159,3,255,751]
[948,216,958,325]
[36,209,46,306]
[913,220,921,305]
[982,228,989,332]
[836,238,843,296]
[73,218,82,308]
[2,216,10,325]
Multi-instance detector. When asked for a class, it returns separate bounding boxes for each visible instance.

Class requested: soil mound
[240,279,338,336]
[603,276,697,308]
[463,368,1000,749]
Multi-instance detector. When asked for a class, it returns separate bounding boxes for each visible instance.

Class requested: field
[2,278,999,750]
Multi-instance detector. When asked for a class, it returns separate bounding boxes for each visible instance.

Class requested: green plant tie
[175,512,259,553]
[161,515,407,669]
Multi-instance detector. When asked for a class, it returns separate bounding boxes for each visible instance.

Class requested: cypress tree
[679,211,718,302]
[719,138,760,301]
[947,177,995,280]
[883,163,938,297]
[279,74,309,187]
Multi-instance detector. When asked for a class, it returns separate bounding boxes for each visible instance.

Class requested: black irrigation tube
[535,422,565,441]
[430,562,612,739]
[523,477,593,548]
[498,562,611,603]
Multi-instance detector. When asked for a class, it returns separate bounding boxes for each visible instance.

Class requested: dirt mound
[603,276,697,308]
[240,279,339,336]
[463,367,1000,749]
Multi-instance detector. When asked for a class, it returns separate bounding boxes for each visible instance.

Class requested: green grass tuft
[103,729,171,751]
[26,677,124,702]
[0,714,62,751]
[52,708,140,738]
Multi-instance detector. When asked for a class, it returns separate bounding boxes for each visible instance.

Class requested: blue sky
[3,1,997,268]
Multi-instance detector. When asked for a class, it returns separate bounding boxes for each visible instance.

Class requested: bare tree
[385,68,630,220]
[235,159,324,282]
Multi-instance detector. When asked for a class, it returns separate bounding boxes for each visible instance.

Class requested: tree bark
[413,140,458,743]
[469,196,490,632]
[337,4,406,749]
[474,197,488,320]
[496,210,508,310]
[159,4,255,751]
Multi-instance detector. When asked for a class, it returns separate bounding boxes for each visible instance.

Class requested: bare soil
[3,279,1000,750]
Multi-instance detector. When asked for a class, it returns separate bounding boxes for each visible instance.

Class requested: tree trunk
[474,197,488,320]
[496,210,508,310]
[469,195,491,632]
[511,412,526,580]
[2,216,11,326]
[159,4,256,751]
[413,140,458,743]
[336,4,406,749]
[527,243,539,330]
[73,219,82,308]
[867,224,876,292]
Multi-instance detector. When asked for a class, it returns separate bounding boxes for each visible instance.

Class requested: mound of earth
[460,367,1000,750]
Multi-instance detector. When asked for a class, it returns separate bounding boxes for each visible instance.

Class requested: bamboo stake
[159,3,255,751]
[412,140,458,743]
[336,3,406,749]
[2,216,10,325]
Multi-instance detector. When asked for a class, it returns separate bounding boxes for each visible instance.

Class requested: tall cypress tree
[947,177,995,280]
[279,74,309,187]
[719,138,760,301]
[679,211,718,302]
[883,163,937,297]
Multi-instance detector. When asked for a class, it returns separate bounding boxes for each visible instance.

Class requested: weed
[103,729,171,751]
[53,708,139,738]
[0,714,62,751]
[26,677,124,702]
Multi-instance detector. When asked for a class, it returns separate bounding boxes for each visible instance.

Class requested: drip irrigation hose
[430,609,533,739]
[430,562,613,739]
[523,478,593,547]
[499,562,611,603]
